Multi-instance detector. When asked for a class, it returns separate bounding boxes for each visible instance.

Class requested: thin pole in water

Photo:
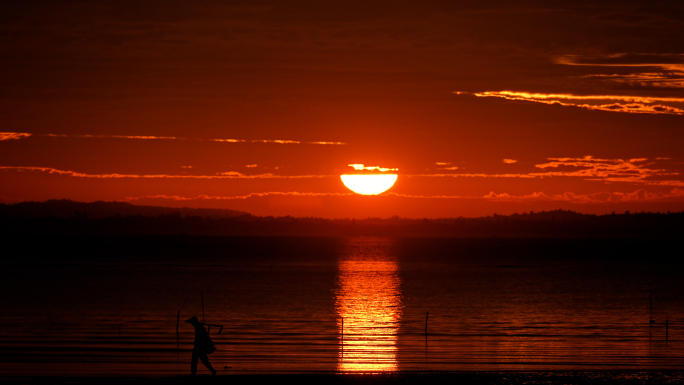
[648,290,655,324]
[648,290,655,341]
[424,311,429,360]
[425,311,429,338]
[340,317,344,357]
[650,290,655,326]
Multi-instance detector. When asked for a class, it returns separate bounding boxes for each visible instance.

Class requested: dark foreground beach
[3,372,684,385]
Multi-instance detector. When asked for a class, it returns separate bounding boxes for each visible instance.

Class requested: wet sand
[3,372,684,385]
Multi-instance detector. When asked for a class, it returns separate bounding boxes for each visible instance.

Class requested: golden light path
[335,237,402,372]
[340,174,398,195]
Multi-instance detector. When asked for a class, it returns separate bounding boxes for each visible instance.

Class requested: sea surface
[1,236,682,376]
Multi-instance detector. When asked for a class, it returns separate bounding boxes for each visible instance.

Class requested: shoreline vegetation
[3,372,684,385]
[1,199,682,238]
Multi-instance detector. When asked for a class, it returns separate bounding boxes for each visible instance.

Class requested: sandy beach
[3,372,684,385]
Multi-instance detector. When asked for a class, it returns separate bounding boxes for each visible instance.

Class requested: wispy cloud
[533,156,676,184]
[0,166,328,179]
[128,188,684,206]
[408,173,537,179]
[348,164,398,172]
[456,53,684,115]
[408,157,682,186]
[0,132,32,141]
[127,191,355,202]
[484,188,684,204]
[456,91,684,115]
[211,138,345,145]
[46,134,179,140]
[484,191,549,200]
[435,162,459,170]
[557,53,684,89]
[19,133,346,145]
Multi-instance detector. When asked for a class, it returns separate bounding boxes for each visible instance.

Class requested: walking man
[185,316,217,376]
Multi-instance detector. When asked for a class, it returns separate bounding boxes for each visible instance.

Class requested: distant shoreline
[3,371,684,385]
[1,199,682,238]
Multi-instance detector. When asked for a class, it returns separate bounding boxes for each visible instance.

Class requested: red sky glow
[2,1,684,218]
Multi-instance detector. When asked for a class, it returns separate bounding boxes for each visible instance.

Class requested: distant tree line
[0,200,682,238]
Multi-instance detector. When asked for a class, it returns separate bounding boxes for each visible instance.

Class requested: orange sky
[2,1,684,218]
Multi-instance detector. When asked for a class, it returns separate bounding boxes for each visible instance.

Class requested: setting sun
[341,174,398,195]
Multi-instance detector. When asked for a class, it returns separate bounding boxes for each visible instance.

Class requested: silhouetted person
[185,316,216,376]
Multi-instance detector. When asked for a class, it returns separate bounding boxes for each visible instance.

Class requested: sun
[341,164,399,195]
[340,163,399,196]
[341,174,398,195]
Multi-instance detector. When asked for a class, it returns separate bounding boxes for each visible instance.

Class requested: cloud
[18,157,673,184]
[484,188,684,204]
[134,187,684,206]
[484,191,548,200]
[348,164,398,172]
[309,141,347,145]
[25,133,346,145]
[456,53,684,115]
[407,156,683,186]
[127,191,355,202]
[243,139,346,145]
[0,132,32,141]
[557,53,684,70]
[557,53,684,89]
[435,162,459,170]
[408,172,537,179]
[0,166,328,179]
[503,159,517,164]
[456,91,684,115]
[533,156,678,184]
[46,134,179,140]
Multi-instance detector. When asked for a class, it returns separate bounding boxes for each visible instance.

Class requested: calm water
[0,236,682,376]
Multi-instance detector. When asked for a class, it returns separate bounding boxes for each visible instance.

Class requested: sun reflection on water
[334,237,402,372]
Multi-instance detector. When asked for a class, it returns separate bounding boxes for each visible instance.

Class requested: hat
[185,316,199,324]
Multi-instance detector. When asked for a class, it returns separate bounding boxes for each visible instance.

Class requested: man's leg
[191,350,199,376]
[198,353,216,376]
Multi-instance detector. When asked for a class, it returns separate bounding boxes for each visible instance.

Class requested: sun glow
[335,237,402,372]
[341,174,398,195]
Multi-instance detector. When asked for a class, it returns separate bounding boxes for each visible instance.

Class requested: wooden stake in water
[176,311,180,343]
[650,290,655,326]
[425,311,429,338]
[648,290,656,342]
